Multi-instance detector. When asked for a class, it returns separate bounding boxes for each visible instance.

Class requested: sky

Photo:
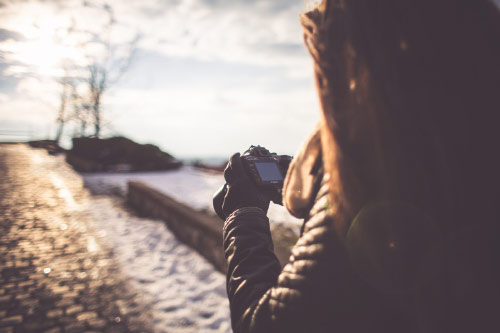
[0,0,321,159]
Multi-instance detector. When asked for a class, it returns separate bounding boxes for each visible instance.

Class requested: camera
[213,145,292,220]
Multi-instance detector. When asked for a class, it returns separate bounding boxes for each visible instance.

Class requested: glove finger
[223,161,232,183]
[229,152,245,174]
[224,153,241,183]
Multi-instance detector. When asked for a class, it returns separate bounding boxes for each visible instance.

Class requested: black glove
[221,153,271,218]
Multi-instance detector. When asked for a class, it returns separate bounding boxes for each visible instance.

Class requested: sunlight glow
[50,172,81,211]
[0,0,319,157]
[1,5,93,78]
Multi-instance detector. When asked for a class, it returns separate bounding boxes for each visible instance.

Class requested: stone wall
[126,181,227,272]
[127,181,295,273]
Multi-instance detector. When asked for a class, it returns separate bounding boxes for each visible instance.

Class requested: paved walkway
[0,144,152,333]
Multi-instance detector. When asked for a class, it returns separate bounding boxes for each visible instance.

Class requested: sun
[23,21,66,76]
[9,12,83,78]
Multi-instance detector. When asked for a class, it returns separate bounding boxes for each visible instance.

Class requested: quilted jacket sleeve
[223,182,353,333]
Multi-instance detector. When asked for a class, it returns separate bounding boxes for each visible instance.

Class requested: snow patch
[87,197,232,333]
[82,166,302,226]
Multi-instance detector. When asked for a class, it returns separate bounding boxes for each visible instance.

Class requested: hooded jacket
[222,125,500,332]
[222,128,417,332]
[223,172,424,332]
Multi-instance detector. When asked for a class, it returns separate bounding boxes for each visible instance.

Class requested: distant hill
[67,136,182,172]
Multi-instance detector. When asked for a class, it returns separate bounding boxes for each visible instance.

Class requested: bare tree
[87,63,105,137]
[80,3,139,138]
[84,37,138,138]
[55,1,139,140]
[69,83,91,137]
[55,73,73,144]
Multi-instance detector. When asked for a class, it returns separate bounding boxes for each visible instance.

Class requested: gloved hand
[221,153,271,218]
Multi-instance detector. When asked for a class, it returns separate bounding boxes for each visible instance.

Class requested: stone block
[46,309,63,319]
[87,317,107,329]
[0,315,22,326]
[76,311,97,322]
[65,305,83,316]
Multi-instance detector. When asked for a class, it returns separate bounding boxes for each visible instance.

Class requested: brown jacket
[223,175,417,333]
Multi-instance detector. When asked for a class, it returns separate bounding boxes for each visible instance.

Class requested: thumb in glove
[221,153,271,218]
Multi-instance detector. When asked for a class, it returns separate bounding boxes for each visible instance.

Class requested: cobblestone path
[0,144,153,333]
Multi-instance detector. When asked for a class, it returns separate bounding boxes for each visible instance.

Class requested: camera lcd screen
[254,162,283,182]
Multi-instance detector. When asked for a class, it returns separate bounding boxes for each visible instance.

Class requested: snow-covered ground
[82,166,302,227]
[87,197,231,333]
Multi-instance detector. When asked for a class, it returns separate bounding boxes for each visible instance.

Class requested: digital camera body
[240,145,291,191]
[213,146,292,220]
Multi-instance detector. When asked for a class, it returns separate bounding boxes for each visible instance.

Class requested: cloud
[0,0,309,76]
[0,28,24,41]
[0,0,319,156]
[105,0,308,70]
[0,57,20,95]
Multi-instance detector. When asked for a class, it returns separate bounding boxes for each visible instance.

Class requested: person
[218,0,500,332]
